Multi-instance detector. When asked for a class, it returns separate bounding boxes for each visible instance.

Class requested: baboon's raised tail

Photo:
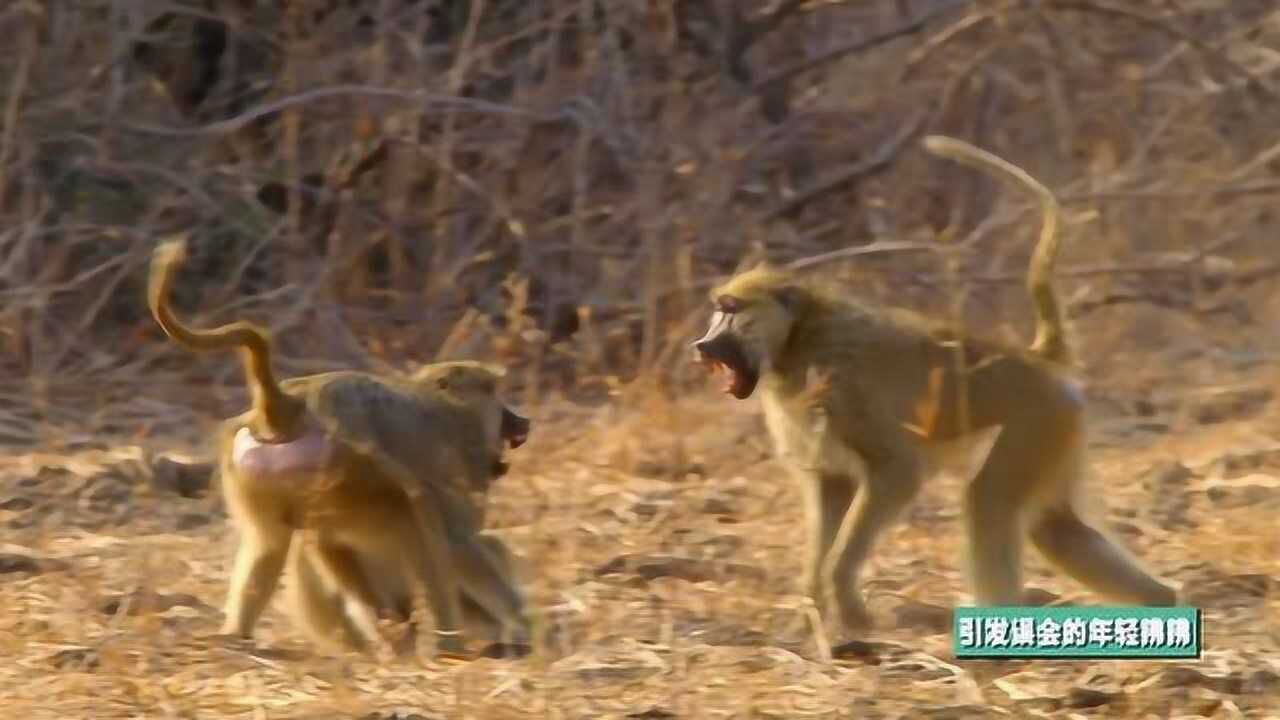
[920,135,1071,366]
[148,237,304,439]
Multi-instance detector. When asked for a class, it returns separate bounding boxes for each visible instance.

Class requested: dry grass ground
[0,351,1276,720]
[2,2,1279,717]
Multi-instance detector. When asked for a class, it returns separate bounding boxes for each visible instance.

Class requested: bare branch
[763,111,928,222]
[898,7,992,83]
[0,6,37,215]
[786,240,940,272]
[116,85,564,138]
[964,257,1280,286]
[755,0,971,91]
[724,0,813,84]
[1050,0,1277,101]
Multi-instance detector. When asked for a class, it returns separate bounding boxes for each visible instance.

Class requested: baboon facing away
[147,237,533,659]
[692,135,1177,638]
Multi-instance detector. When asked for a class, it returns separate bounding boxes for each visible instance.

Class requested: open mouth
[501,409,530,450]
[696,349,757,400]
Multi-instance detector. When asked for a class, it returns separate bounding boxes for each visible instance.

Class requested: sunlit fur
[410,361,512,477]
[279,364,531,657]
[697,258,1177,637]
[147,239,532,658]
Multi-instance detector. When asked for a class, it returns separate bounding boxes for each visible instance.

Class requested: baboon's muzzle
[501,407,530,449]
[692,311,759,399]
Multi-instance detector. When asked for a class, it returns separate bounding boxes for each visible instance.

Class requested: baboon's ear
[774,285,804,313]
[716,294,742,313]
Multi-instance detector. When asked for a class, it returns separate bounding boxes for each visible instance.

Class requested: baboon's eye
[436,377,450,390]
[717,294,741,313]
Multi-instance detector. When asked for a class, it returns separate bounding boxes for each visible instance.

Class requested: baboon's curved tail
[148,237,303,438]
[920,135,1071,366]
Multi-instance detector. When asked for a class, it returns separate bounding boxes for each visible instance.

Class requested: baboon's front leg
[451,535,530,642]
[402,487,467,657]
[369,454,469,657]
[797,469,856,619]
[824,454,922,633]
[449,535,530,648]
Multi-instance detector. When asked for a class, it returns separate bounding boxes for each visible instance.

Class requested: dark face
[691,295,760,400]
[501,406,530,449]
[489,406,530,480]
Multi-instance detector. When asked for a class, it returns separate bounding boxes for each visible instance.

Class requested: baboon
[147,238,532,659]
[408,361,531,498]
[281,362,534,656]
[284,515,529,656]
[692,135,1177,637]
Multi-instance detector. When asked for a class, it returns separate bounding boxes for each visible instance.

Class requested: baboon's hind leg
[223,519,293,637]
[969,425,1178,608]
[1029,509,1177,606]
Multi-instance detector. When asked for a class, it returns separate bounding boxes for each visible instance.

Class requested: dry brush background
[0,0,1277,717]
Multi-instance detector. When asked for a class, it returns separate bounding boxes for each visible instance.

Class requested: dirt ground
[5,1,1280,717]
[0,358,1277,719]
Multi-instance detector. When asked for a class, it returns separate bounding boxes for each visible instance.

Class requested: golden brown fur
[148,238,532,659]
[693,137,1176,638]
[148,238,304,442]
[283,523,528,656]
[280,362,534,656]
[921,134,1070,365]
